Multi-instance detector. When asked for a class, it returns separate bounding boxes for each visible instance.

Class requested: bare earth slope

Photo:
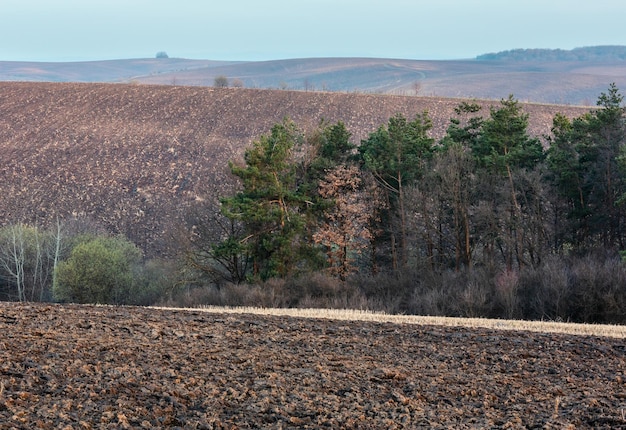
[0,82,590,255]
[0,302,625,428]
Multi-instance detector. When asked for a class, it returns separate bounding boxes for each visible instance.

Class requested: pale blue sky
[2,0,626,62]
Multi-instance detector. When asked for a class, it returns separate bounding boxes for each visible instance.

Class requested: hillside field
[2,55,626,105]
[0,82,591,256]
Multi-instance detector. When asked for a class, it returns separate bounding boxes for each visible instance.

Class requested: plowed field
[1,302,625,429]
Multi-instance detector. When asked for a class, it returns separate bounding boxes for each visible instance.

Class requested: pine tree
[549,84,626,249]
[472,95,545,269]
[220,119,309,280]
[359,112,434,269]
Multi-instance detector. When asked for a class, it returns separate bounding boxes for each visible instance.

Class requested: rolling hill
[0,82,594,256]
[1,46,626,105]
[0,58,239,83]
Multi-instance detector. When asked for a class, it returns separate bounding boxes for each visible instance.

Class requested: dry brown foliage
[314,165,373,277]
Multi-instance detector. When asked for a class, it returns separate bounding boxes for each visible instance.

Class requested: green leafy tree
[433,142,477,270]
[183,202,250,285]
[443,101,484,150]
[316,121,354,166]
[185,120,355,283]
[53,235,142,304]
[297,120,355,199]
[297,121,362,271]
[546,113,587,249]
[586,83,626,247]
[472,95,544,174]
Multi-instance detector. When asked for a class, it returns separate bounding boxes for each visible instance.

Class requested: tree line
[476,46,626,62]
[2,84,626,323]
[192,85,625,278]
[184,84,626,322]
[0,218,173,305]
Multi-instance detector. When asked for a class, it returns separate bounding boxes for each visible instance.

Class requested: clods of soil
[1,302,625,429]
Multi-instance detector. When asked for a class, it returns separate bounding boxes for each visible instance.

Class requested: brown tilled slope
[0,82,590,256]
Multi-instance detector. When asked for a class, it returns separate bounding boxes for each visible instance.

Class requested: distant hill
[0,58,239,83]
[477,45,626,62]
[1,47,626,105]
[0,82,591,256]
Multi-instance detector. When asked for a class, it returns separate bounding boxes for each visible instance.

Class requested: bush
[161,282,281,309]
[161,273,365,310]
[279,273,364,309]
[517,257,571,321]
[349,271,412,314]
[129,259,179,306]
[164,251,626,323]
[517,252,626,323]
[53,236,142,304]
[567,253,626,323]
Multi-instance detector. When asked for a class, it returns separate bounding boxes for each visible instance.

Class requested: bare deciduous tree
[0,223,61,302]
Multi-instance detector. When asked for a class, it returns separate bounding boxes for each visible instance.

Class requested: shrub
[517,257,571,321]
[162,250,626,323]
[129,259,179,306]
[494,269,520,319]
[282,273,364,309]
[349,271,414,314]
[53,236,142,304]
[161,282,282,308]
[517,252,626,323]
[567,253,626,323]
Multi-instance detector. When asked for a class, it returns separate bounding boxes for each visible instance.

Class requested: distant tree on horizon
[214,75,229,88]
[156,51,169,59]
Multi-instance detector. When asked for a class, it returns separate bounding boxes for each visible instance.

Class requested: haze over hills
[1,46,625,105]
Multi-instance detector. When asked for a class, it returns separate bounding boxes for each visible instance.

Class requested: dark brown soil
[1,302,625,429]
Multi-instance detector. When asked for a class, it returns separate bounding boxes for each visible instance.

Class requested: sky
[2,0,626,62]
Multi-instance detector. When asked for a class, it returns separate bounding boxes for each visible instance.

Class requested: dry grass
[152,305,626,339]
